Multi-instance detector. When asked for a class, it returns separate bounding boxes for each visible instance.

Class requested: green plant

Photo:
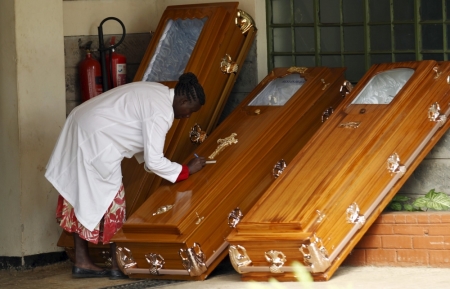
[387,195,415,211]
[413,189,450,211]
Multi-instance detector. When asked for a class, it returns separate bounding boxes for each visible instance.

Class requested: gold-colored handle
[235,9,256,34]
[189,123,207,144]
[220,54,239,74]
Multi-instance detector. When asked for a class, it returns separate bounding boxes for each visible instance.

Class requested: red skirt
[56,184,126,244]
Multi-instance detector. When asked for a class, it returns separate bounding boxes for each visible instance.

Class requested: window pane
[321,55,341,67]
[369,0,390,22]
[272,0,291,24]
[294,0,314,23]
[422,24,443,50]
[273,28,292,52]
[420,0,442,21]
[248,74,306,106]
[274,56,294,67]
[423,53,444,60]
[393,0,414,21]
[321,27,341,52]
[447,0,450,20]
[351,68,414,104]
[320,0,340,23]
[395,53,416,62]
[371,54,392,64]
[296,55,316,67]
[343,0,364,23]
[394,24,415,50]
[370,25,391,51]
[295,27,315,52]
[344,55,365,82]
[344,26,364,52]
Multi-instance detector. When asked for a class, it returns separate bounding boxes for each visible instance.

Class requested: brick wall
[343,211,450,267]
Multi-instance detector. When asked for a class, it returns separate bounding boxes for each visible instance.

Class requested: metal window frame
[266,0,450,82]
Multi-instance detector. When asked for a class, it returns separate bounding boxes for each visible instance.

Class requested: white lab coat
[45,82,182,231]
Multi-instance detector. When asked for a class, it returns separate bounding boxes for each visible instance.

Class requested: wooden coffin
[226,60,450,282]
[57,2,256,262]
[111,66,349,280]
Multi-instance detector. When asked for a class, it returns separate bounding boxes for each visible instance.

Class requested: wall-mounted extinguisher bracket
[98,17,126,92]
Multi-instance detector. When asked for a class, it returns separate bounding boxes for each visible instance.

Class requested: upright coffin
[124,2,257,216]
[226,60,450,281]
[57,2,256,262]
[112,66,350,280]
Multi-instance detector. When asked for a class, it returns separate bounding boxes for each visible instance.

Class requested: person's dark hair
[175,72,206,105]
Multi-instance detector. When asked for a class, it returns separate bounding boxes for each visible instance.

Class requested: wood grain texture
[111,67,347,280]
[227,60,450,281]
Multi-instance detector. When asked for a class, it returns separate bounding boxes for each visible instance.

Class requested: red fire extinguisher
[79,42,103,102]
[105,36,127,88]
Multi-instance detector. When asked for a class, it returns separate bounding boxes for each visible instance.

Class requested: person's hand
[187,156,206,175]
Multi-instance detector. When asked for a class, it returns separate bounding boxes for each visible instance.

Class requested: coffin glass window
[351,68,414,104]
[142,18,207,82]
[248,73,306,106]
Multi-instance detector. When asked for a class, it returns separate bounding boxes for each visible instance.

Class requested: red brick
[404,214,418,224]
[428,225,450,236]
[354,235,382,249]
[444,236,450,249]
[396,249,429,265]
[393,224,428,235]
[367,224,394,235]
[342,249,366,266]
[416,214,430,224]
[378,213,395,224]
[382,235,412,249]
[429,213,442,224]
[366,249,396,265]
[429,250,450,267]
[440,213,450,223]
[394,213,406,224]
[413,236,445,249]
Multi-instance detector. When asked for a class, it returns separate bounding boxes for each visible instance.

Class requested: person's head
[173,72,206,119]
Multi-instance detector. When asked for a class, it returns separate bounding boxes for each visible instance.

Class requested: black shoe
[109,269,129,280]
[72,266,110,278]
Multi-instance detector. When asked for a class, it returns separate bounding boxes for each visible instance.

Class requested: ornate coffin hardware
[195,212,204,225]
[299,235,331,273]
[208,133,238,159]
[339,121,361,129]
[179,243,207,277]
[189,123,207,144]
[101,250,112,267]
[428,102,447,127]
[235,9,255,35]
[322,107,334,122]
[229,245,253,273]
[346,203,366,226]
[145,253,165,275]
[254,109,261,115]
[152,204,173,216]
[273,159,287,179]
[387,153,406,176]
[316,210,326,223]
[228,207,243,228]
[265,250,287,273]
[220,54,238,74]
[321,79,330,90]
[287,66,308,74]
[116,247,137,273]
[433,66,442,79]
[340,80,353,97]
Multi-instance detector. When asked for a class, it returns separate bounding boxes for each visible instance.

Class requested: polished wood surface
[57,2,256,260]
[112,67,348,280]
[227,60,450,281]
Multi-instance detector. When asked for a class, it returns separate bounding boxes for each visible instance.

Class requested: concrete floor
[1,259,450,289]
